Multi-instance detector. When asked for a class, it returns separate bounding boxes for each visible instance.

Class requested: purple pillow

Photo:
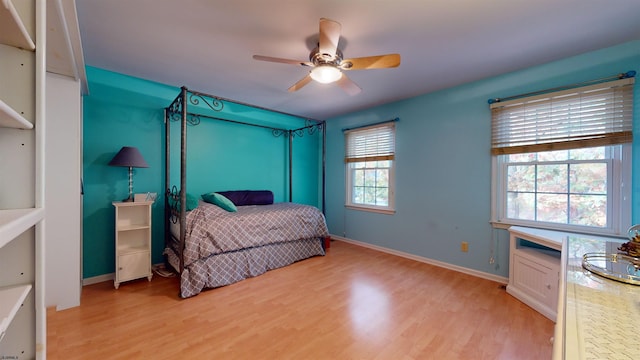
[217,190,274,206]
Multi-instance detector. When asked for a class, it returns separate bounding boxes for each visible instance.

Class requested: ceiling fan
[253,18,401,95]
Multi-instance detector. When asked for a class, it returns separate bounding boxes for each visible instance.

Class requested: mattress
[179,201,328,267]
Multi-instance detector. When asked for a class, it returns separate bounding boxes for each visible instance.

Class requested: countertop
[556,233,640,360]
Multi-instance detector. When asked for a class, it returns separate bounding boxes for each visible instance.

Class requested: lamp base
[124,167,135,202]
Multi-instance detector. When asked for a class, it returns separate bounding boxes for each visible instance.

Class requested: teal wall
[325,41,640,278]
[83,67,322,279]
[83,41,639,280]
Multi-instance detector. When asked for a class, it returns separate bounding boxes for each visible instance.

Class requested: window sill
[490,220,625,238]
[345,205,395,215]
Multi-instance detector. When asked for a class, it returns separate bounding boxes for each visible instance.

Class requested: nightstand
[113,201,153,289]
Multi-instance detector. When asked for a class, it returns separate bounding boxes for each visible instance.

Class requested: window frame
[344,122,396,214]
[345,159,395,214]
[491,144,631,236]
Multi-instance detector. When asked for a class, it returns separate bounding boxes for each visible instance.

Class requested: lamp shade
[108,146,149,168]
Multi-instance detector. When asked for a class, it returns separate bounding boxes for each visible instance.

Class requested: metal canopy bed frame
[164,86,327,297]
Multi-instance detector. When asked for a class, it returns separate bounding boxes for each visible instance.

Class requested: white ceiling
[74,0,640,120]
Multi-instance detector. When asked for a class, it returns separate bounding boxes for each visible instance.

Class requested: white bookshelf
[113,201,153,289]
[0,0,45,358]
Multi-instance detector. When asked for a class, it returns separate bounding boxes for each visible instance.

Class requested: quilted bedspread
[182,202,328,266]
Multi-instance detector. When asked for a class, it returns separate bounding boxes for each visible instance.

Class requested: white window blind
[345,123,395,163]
[490,77,634,155]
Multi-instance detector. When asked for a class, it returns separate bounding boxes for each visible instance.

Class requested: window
[345,122,395,213]
[490,77,634,235]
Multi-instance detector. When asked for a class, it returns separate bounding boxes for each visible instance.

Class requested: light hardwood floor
[48,240,554,359]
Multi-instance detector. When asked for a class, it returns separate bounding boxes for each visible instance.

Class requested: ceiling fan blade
[288,74,313,92]
[341,54,401,70]
[336,74,361,96]
[318,18,341,58]
[253,55,313,67]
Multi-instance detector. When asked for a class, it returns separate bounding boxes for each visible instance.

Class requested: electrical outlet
[461,241,469,252]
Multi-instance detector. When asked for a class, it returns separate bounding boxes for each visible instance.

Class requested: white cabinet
[510,248,560,318]
[113,201,153,289]
[507,227,562,321]
[0,0,46,358]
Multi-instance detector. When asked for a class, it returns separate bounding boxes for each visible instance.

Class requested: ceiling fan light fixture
[310,65,342,84]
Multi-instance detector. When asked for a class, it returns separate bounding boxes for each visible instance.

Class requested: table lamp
[109,146,149,202]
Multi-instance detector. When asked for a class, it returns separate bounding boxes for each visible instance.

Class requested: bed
[164,87,327,298]
[165,190,328,297]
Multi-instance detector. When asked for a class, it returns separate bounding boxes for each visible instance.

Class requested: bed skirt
[165,237,325,298]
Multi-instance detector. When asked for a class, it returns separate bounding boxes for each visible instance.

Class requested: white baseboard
[83,243,507,287]
[82,262,167,286]
[82,273,114,286]
[330,235,508,284]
